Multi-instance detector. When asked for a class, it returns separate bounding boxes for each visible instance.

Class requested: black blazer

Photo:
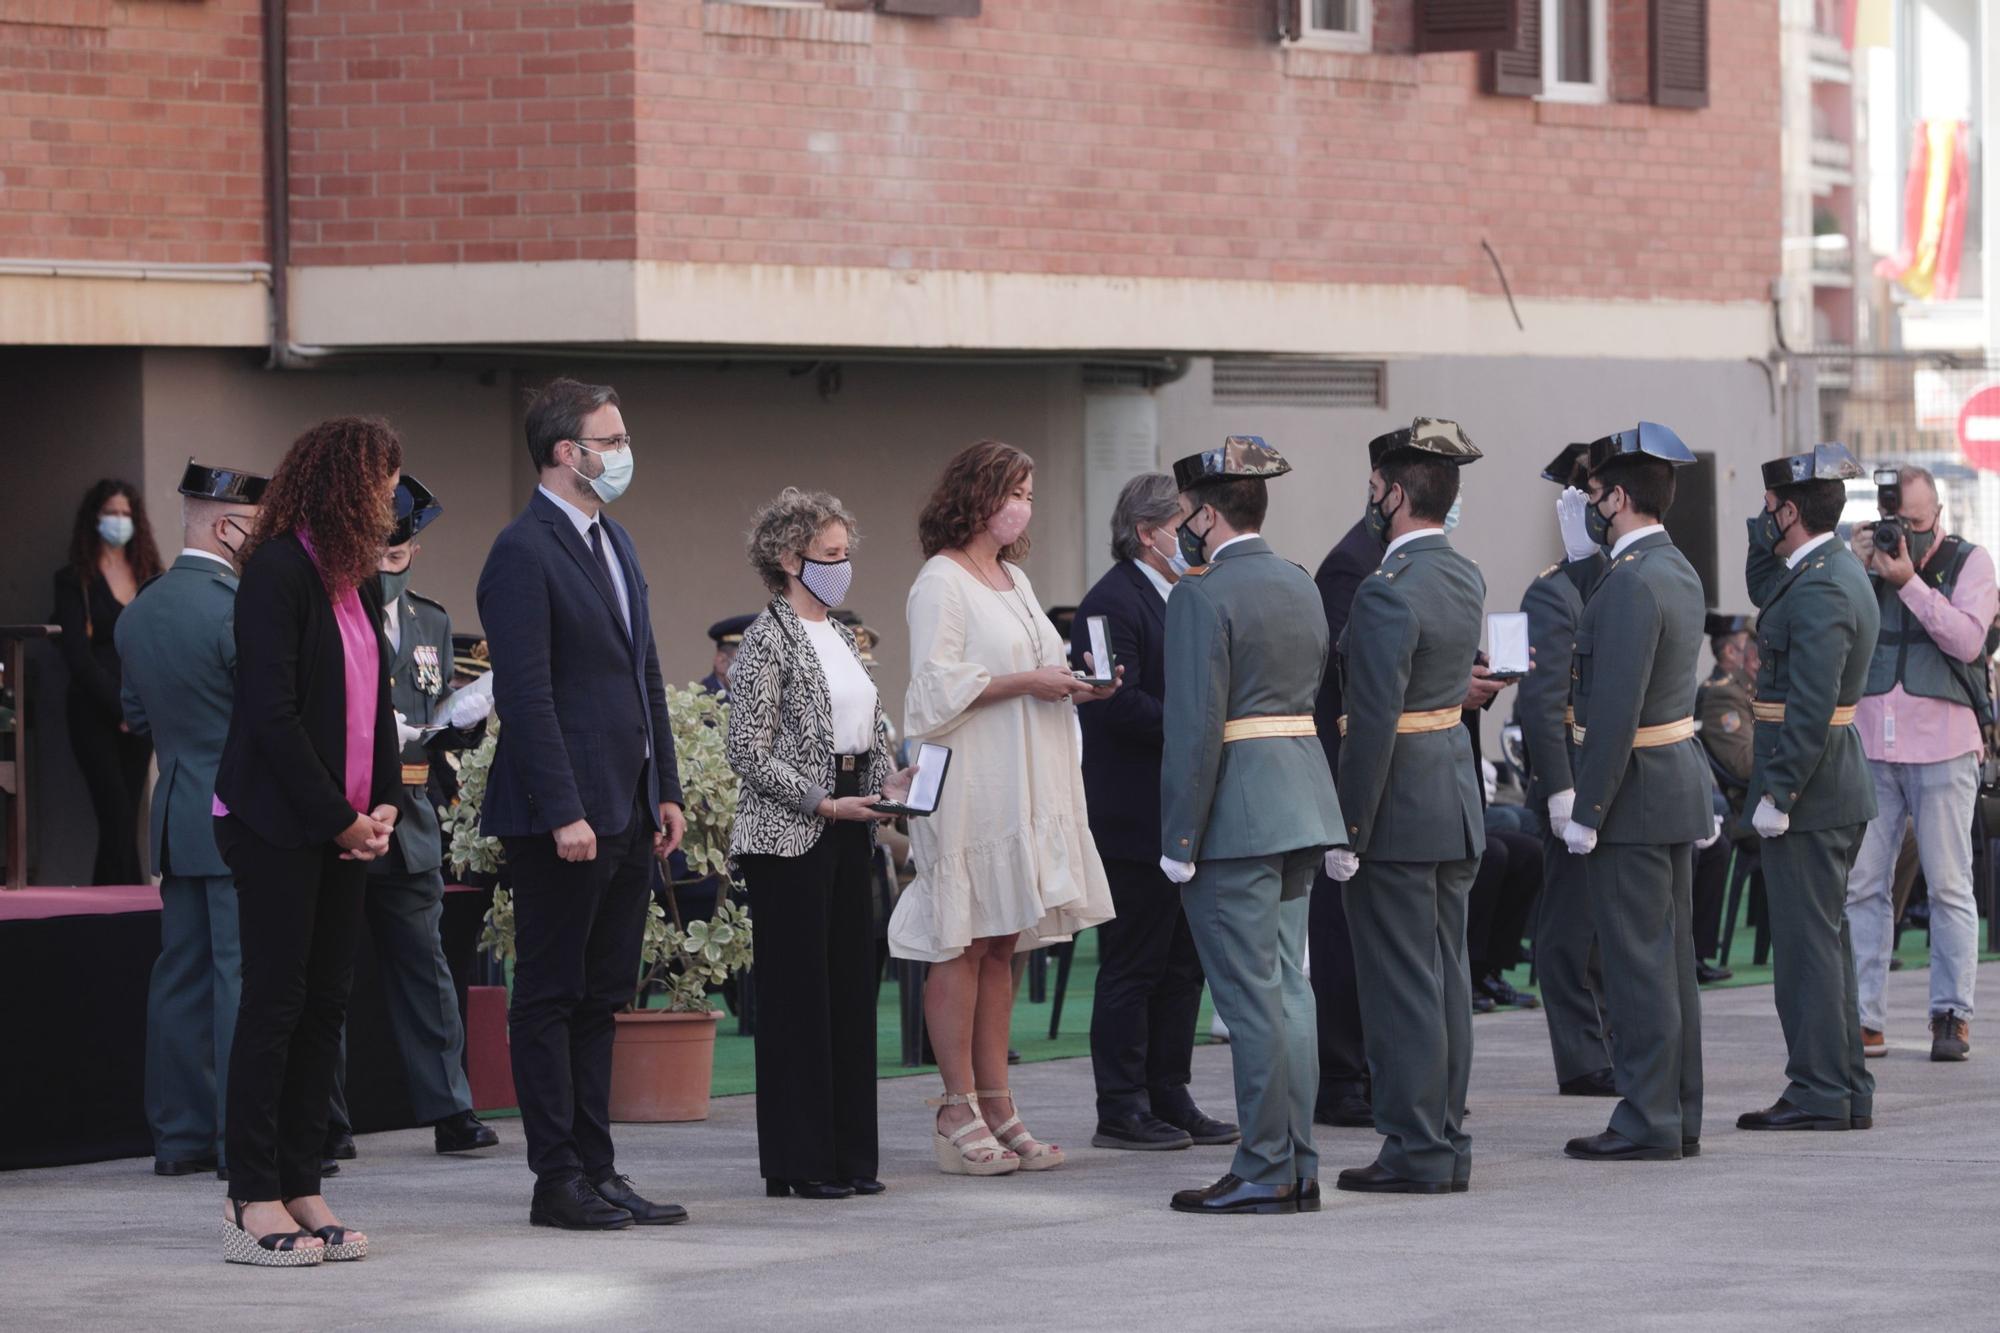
[476,489,682,840]
[50,567,129,723]
[1311,519,1384,780]
[213,534,399,849]
[1069,559,1169,864]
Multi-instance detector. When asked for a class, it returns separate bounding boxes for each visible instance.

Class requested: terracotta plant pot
[608,1009,722,1122]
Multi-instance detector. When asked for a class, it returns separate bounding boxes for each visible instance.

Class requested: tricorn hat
[1704,612,1755,638]
[1540,443,1591,486]
[388,474,442,546]
[1586,422,1696,473]
[1761,441,1864,490]
[1367,418,1482,468]
[178,458,269,504]
[1172,435,1293,491]
[451,633,490,679]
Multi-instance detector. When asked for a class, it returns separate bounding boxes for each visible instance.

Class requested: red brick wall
[0,0,265,264]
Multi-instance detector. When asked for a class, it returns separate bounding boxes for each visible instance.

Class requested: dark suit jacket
[1311,519,1383,781]
[477,489,682,839]
[1069,559,1169,864]
[213,534,399,849]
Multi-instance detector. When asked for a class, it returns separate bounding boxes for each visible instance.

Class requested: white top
[538,483,630,636]
[1133,557,1174,602]
[800,614,879,754]
[1611,523,1666,559]
[1385,525,1445,560]
[1788,531,1836,569]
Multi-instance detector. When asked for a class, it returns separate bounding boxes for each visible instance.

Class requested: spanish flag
[1876,119,1970,302]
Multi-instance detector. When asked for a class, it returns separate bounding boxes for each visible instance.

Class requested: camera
[1872,465,1908,560]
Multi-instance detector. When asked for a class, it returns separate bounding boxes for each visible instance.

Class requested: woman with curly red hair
[211,417,403,1267]
[893,440,1118,1176]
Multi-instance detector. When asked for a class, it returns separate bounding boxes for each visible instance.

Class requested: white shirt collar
[537,483,599,538]
[1131,557,1175,601]
[1384,526,1444,561]
[1610,523,1666,559]
[178,547,235,572]
[1787,531,1836,569]
[1209,532,1258,560]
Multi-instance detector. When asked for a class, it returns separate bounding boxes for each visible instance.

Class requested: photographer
[1846,465,1996,1062]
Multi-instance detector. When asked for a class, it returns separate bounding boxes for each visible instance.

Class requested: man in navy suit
[1072,474,1238,1152]
[478,378,687,1232]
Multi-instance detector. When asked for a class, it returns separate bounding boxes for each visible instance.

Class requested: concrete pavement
[3,964,1995,1331]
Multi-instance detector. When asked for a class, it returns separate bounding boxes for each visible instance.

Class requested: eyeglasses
[574,434,632,451]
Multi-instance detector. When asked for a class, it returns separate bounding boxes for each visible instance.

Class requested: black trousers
[1467,830,1542,978]
[216,815,367,1202]
[502,782,654,1185]
[1308,870,1370,1109]
[1089,856,1206,1121]
[68,689,150,885]
[1691,835,1734,959]
[738,776,879,1182]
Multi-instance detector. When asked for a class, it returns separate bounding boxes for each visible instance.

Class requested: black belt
[834,753,864,797]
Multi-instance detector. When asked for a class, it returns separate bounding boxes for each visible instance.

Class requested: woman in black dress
[51,478,163,885]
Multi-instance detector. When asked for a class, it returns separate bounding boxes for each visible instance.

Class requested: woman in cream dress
[892,440,1119,1176]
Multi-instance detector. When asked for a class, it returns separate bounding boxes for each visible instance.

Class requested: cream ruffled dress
[888,554,1116,962]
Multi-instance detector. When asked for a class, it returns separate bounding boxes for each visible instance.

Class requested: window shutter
[1275,0,1301,42]
[877,0,980,15]
[1650,0,1708,108]
[1482,1,1541,98]
[1419,0,1517,52]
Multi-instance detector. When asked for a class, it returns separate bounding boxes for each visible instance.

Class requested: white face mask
[1149,529,1189,576]
[98,514,135,548]
[570,441,633,504]
[1443,497,1463,533]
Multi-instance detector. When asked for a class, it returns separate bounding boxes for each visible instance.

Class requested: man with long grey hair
[1070,472,1238,1153]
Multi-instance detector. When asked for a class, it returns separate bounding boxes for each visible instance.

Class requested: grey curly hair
[746,487,858,595]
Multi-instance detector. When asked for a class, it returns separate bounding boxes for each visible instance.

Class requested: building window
[1295,0,1371,53]
[1540,0,1606,103]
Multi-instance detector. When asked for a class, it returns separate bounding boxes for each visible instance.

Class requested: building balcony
[1811,137,1855,189]
[1808,30,1852,84]
[1809,234,1853,287]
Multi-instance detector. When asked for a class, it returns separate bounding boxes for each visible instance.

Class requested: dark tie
[589,521,624,629]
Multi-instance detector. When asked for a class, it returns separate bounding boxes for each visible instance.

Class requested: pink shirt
[1855,540,1997,766]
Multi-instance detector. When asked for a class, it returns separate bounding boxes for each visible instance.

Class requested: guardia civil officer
[1322,419,1484,1194]
[1554,423,1712,1163]
[1160,437,1344,1216]
[1693,612,1758,980]
[325,475,501,1159]
[699,615,755,701]
[118,460,267,1177]
[1519,442,1616,1098]
[1737,443,1881,1133]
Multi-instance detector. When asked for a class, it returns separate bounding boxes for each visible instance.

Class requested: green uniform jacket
[1336,531,1484,861]
[1518,555,1604,807]
[381,589,455,875]
[1695,667,1754,789]
[1160,536,1344,863]
[1567,531,1712,844]
[1743,536,1881,832]
[115,554,239,880]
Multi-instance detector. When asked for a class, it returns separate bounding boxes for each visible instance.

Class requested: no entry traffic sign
[1958,384,2000,471]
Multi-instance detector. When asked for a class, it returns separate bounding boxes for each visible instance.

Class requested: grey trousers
[1536,826,1612,1084]
[1846,754,1981,1026]
[1344,856,1477,1184]
[145,873,241,1163]
[329,867,473,1132]
[1179,849,1319,1186]
[1767,823,1874,1120]
[1586,842,1703,1149]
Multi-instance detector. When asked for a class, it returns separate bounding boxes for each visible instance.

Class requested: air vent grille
[1212,358,1385,408]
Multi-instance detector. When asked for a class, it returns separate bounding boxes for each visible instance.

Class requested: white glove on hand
[1324,848,1360,882]
[444,670,496,729]
[1695,815,1724,850]
[1547,788,1576,837]
[1752,796,1790,839]
[394,709,423,748]
[1159,857,1196,885]
[1557,487,1598,562]
[1562,821,1598,856]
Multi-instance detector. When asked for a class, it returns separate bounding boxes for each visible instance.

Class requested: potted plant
[449,683,755,1123]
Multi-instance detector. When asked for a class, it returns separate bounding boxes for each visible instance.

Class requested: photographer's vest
[1865,534,1993,724]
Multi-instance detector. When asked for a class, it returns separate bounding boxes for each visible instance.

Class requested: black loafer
[1335,1162,1454,1194]
[766,1179,854,1200]
[1735,1098,1854,1132]
[324,1133,357,1161]
[846,1177,886,1195]
[1170,1173,1298,1215]
[154,1155,217,1177]
[591,1172,688,1225]
[1558,1068,1618,1097]
[434,1110,500,1154]
[1696,961,1734,984]
[1156,1106,1240,1146]
[1296,1177,1321,1212]
[1314,1092,1374,1128]
[1472,993,1497,1014]
[531,1176,634,1231]
[1564,1130,1681,1161]
[1092,1112,1193,1151]
[1478,975,1541,1010]
[318,1158,340,1177]
[1682,1138,1701,1157]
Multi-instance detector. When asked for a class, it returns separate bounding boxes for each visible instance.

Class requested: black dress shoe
[1478,974,1541,1010]
[1735,1098,1854,1132]
[434,1110,500,1154]
[531,1176,634,1231]
[1296,1177,1321,1212]
[1696,960,1734,984]
[1564,1130,1680,1161]
[591,1172,689,1225]
[767,1178,854,1199]
[846,1177,886,1195]
[1335,1162,1453,1194]
[319,1158,340,1177]
[1471,992,1497,1014]
[1558,1068,1619,1097]
[324,1133,357,1161]
[1170,1173,1299,1215]
[1092,1112,1193,1151]
[1314,1092,1374,1128]
[1155,1106,1240,1146]
[154,1155,217,1177]
[1682,1138,1700,1158]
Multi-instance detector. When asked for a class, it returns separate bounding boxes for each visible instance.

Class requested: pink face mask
[987,498,1032,548]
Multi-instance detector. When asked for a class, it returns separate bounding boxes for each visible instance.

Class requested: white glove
[1752,796,1790,839]
[1546,788,1575,837]
[1557,487,1598,562]
[1324,848,1360,882]
[1562,821,1598,856]
[1159,857,1195,884]
[444,670,495,729]
[1695,815,1724,850]
[394,709,423,748]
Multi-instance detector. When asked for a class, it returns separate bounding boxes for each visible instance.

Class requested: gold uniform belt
[1333,707,1460,739]
[1751,701,1858,727]
[401,762,430,786]
[1565,709,1696,748]
[1222,715,1318,743]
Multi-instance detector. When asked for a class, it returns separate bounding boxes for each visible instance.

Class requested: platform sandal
[221,1200,323,1268]
[309,1224,369,1262]
[976,1090,1065,1171]
[927,1092,1019,1177]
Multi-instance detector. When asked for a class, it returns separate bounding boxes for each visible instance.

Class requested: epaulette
[407,589,449,612]
[1538,563,1561,579]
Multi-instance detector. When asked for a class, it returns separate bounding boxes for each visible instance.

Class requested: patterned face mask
[798,556,853,608]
